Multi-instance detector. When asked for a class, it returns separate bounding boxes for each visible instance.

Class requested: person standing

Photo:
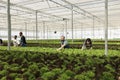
[57,36,69,51]
[19,32,27,47]
[0,39,3,46]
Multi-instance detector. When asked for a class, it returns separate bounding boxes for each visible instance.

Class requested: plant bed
[2,42,120,50]
[0,47,120,80]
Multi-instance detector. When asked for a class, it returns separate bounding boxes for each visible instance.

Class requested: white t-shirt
[13,39,20,47]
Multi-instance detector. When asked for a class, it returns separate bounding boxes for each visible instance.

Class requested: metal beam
[36,11,38,40]
[49,0,82,15]
[25,22,27,38]
[81,23,83,39]
[65,20,67,39]
[43,21,45,39]
[105,0,108,55]
[61,0,103,22]
[49,0,103,27]
[93,16,95,39]
[47,26,48,39]
[1,0,63,20]
[7,0,11,50]
[71,5,74,42]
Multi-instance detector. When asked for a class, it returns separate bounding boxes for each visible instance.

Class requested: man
[19,32,27,47]
[57,36,69,51]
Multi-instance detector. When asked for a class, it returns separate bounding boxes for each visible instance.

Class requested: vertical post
[36,11,38,40]
[105,0,108,55]
[47,26,48,39]
[93,16,95,39]
[71,5,74,42]
[81,23,83,39]
[109,28,111,39]
[65,20,67,39]
[62,24,64,36]
[33,26,34,39]
[43,21,45,39]
[7,0,11,50]
[25,22,27,38]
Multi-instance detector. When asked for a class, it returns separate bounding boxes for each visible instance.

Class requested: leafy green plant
[0,70,8,77]
[28,63,39,73]
[40,66,49,75]
[41,71,55,80]
[1,76,6,80]
[74,71,95,80]
[104,64,115,73]
[57,73,71,80]
[15,78,23,80]
[0,47,120,80]
[100,72,115,80]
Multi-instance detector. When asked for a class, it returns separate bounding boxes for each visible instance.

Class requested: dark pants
[21,43,27,47]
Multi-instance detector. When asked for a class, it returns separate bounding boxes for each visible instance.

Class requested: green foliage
[64,70,75,77]
[0,70,8,76]
[57,73,71,80]
[41,71,55,80]
[74,71,95,80]
[104,64,115,73]
[52,68,62,75]
[28,63,39,73]
[0,47,119,80]
[40,66,49,75]
[100,72,115,80]
[8,73,18,79]
[1,76,6,80]
[15,78,23,80]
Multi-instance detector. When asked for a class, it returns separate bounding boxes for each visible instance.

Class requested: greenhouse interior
[0,0,120,80]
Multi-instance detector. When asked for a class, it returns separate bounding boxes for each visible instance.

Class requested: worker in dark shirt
[19,32,27,47]
[57,36,69,51]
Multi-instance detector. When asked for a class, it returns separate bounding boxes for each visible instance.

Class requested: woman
[81,38,92,50]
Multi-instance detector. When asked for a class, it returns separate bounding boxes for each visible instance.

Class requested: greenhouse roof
[0,0,120,29]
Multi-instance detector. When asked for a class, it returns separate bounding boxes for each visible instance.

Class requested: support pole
[105,0,108,55]
[7,0,11,50]
[71,5,74,42]
[63,25,65,36]
[81,23,83,39]
[36,11,38,40]
[93,16,95,39]
[25,22,27,38]
[47,26,48,39]
[43,21,45,39]
[65,20,67,39]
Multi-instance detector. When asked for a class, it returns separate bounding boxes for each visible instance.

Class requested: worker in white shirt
[0,38,3,46]
[13,35,20,47]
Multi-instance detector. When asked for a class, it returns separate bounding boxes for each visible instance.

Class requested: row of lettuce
[3,39,120,45]
[26,39,120,43]
[0,47,120,80]
[2,42,120,50]
[26,40,120,46]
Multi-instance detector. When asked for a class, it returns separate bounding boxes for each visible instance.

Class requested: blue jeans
[21,43,27,47]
